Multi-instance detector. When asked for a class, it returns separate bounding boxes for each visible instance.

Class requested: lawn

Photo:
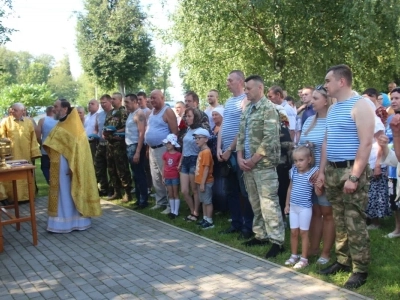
[34,160,400,300]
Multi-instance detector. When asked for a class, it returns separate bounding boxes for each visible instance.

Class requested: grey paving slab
[0,197,370,299]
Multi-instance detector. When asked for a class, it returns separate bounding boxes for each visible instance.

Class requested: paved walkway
[0,198,369,300]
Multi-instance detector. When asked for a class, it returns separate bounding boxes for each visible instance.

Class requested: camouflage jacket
[103,106,128,142]
[237,96,281,169]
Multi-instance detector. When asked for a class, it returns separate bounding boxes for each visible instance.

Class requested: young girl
[284,143,319,269]
[162,134,182,219]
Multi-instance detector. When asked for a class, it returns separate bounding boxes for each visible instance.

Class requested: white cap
[193,128,210,138]
[212,106,224,118]
[162,133,180,147]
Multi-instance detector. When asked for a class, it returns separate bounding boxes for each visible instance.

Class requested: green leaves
[172,0,400,99]
[0,83,55,116]
[76,0,154,93]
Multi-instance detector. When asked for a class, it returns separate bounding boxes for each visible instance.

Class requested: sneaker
[161,207,171,214]
[168,213,178,219]
[316,257,330,265]
[150,205,163,210]
[285,254,300,266]
[293,258,309,270]
[265,243,285,259]
[201,221,215,229]
[344,272,368,289]
[197,219,207,226]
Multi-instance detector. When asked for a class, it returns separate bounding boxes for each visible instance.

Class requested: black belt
[328,160,355,168]
[150,144,164,149]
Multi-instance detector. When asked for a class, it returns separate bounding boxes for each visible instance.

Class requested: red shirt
[162,151,182,179]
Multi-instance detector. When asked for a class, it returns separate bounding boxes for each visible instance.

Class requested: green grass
[34,160,400,299]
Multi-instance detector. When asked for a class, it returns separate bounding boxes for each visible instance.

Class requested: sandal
[184,214,198,222]
[293,258,309,270]
[285,254,300,266]
[316,257,330,265]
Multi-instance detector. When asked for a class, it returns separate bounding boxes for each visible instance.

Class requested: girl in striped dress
[284,143,319,269]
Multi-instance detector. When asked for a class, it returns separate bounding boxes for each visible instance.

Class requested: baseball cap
[193,128,210,138]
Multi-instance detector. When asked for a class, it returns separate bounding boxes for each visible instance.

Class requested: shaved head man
[204,89,223,128]
[145,89,178,214]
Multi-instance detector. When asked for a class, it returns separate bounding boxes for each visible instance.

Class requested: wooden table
[0,164,37,252]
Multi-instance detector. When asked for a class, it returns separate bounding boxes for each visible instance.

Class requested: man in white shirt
[204,89,223,129]
[84,99,100,160]
[267,86,296,140]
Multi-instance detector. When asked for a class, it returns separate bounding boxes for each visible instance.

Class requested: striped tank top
[326,96,360,162]
[220,94,246,152]
[299,116,326,167]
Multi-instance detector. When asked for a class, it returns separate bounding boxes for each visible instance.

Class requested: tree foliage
[172,0,400,101]
[136,55,172,97]
[47,55,77,102]
[0,83,54,116]
[0,47,55,88]
[0,0,15,44]
[76,0,154,93]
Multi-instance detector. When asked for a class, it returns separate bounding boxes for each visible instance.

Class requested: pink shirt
[162,151,182,179]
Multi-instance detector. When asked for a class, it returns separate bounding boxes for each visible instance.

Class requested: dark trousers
[277,163,290,218]
[127,144,148,205]
[95,143,111,194]
[41,154,50,184]
[225,152,254,233]
[107,141,132,194]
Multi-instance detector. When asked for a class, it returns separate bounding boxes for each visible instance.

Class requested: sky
[3,0,182,100]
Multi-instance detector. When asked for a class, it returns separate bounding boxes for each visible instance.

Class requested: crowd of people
[1,64,400,290]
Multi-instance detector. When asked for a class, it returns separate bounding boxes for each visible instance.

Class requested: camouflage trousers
[325,165,371,273]
[106,141,132,193]
[243,167,285,245]
[95,143,111,194]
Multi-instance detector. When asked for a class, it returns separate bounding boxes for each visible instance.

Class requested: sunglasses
[315,85,327,93]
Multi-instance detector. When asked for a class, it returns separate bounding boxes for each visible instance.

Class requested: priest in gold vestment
[43,99,101,233]
[0,103,41,201]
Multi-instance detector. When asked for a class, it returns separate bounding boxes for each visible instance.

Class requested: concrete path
[0,198,370,300]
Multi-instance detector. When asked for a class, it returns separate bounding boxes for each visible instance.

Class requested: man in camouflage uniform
[317,65,375,289]
[94,94,114,197]
[236,75,285,259]
[104,92,132,201]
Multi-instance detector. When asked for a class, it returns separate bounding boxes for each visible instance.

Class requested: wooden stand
[0,165,37,252]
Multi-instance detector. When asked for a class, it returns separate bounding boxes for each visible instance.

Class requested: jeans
[127,144,148,205]
[225,152,254,233]
[41,154,50,184]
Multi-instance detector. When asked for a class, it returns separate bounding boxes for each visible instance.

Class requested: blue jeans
[225,152,254,233]
[41,154,50,184]
[127,144,148,205]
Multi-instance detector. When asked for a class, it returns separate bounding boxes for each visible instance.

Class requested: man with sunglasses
[317,64,375,289]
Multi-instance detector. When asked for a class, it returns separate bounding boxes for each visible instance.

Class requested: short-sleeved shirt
[162,151,182,179]
[103,106,128,142]
[182,128,200,157]
[195,148,214,184]
[289,166,318,208]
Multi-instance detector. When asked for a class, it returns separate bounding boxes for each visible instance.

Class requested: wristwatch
[348,175,359,183]
[227,146,232,152]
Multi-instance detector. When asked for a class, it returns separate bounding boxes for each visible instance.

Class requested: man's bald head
[150,89,165,110]
[11,103,25,120]
[88,99,99,114]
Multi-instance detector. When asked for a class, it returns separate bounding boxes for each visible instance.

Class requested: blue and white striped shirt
[299,117,326,167]
[220,94,246,152]
[326,96,360,162]
[290,166,319,208]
